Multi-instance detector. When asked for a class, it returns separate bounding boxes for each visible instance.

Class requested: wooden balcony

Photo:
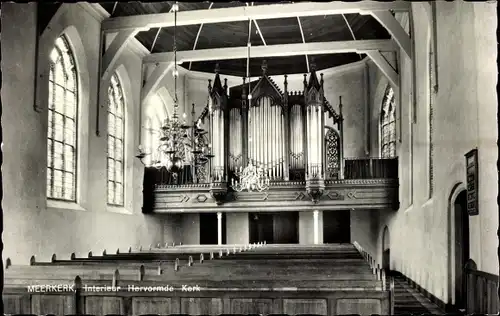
[143,158,399,213]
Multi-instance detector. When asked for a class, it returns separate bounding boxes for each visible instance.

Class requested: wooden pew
[3,244,392,315]
[8,261,375,284]
[4,278,389,315]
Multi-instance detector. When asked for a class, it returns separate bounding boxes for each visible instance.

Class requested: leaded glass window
[107,74,125,206]
[381,86,396,158]
[47,35,78,201]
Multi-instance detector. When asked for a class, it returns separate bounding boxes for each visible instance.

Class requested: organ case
[200,61,344,186]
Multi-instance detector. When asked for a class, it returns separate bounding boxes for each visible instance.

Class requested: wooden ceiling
[44,2,392,76]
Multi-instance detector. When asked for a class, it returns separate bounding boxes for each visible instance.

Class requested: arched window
[380,85,396,158]
[107,73,125,206]
[47,35,78,201]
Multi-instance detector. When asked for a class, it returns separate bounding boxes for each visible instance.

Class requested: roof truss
[144,39,396,64]
[102,1,411,32]
[368,10,411,58]
[141,39,396,104]
[366,50,399,89]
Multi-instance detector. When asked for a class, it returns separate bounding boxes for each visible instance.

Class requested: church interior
[1,1,498,315]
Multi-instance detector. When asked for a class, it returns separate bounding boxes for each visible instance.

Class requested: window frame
[380,85,396,159]
[107,73,126,206]
[46,34,79,202]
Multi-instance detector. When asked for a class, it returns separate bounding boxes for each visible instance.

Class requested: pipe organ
[290,104,305,174]
[229,108,242,172]
[202,61,344,186]
[248,96,285,180]
[207,76,228,182]
[304,72,325,180]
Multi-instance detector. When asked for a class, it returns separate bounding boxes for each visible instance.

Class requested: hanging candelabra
[231,161,270,192]
[137,2,213,178]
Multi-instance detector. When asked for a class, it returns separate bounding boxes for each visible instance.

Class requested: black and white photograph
[1,1,498,315]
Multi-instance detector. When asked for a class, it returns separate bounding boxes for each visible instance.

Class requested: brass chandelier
[137,2,213,175]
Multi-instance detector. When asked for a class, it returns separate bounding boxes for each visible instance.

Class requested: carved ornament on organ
[198,61,344,187]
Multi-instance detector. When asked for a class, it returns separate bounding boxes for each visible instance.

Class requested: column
[217,212,223,245]
[313,210,319,244]
[338,98,344,179]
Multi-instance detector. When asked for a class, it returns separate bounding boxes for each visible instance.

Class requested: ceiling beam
[246,3,267,46]
[369,11,412,58]
[142,40,397,105]
[341,14,363,60]
[142,62,175,105]
[102,28,140,81]
[144,39,397,64]
[296,16,310,73]
[342,14,357,40]
[150,6,175,52]
[111,2,118,15]
[189,2,214,70]
[102,1,411,32]
[253,20,267,46]
[366,50,399,89]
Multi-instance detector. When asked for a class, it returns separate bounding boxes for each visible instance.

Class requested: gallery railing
[465,259,499,314]
[344,157,398,180]
[144,157,398,188]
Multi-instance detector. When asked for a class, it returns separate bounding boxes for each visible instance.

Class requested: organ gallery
[144,60,398,214]
[4,1,497,315]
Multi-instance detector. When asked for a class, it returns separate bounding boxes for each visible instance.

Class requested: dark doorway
[249,213,273,243]
[323,210,351,243]
[273,212,299,243]
[382,226,391,271]
[200,213,226,245]
[454,190,469,309]
[249,213,299,244]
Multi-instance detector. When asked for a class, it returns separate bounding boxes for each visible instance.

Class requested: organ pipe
[306,107,311,176]
[317,105,321,164]
[283,75,290,181]
[259,102,263,166]
[247,96,287,180]
[273,106,278,178]
[280,108,284,179]
[303,75,309,175]
[208,97,225,182]
[266,102,270,172]
[271,105,275,178]
[291,104,304,169]
[212,111,218,174]
[204,64,338,185]
[229,108,242,172]
[318,106,322,166]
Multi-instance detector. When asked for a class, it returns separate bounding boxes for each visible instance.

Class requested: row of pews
[4,242,394,315]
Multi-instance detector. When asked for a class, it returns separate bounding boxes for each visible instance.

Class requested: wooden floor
[386,274,443,315]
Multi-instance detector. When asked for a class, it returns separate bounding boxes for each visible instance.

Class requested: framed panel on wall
[465,148,479,216]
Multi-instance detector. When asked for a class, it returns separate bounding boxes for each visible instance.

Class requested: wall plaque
[465,148,479,216]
